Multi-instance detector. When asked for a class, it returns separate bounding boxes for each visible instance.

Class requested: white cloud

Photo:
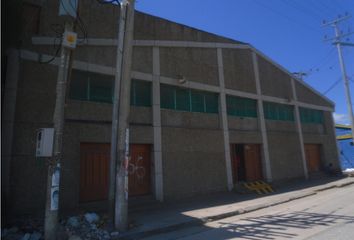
[333,113,350,124]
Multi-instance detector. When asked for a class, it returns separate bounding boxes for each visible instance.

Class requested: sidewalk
[118,176,354,240]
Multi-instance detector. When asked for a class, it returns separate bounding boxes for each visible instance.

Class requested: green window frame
[226,96,257,118]
[130,80,152,107]
[300,107,323,124]
[160,84,219,114]
[69,70,114,103]
[263,102,294,121]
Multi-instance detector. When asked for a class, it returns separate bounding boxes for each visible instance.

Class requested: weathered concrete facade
[2,0,339,219]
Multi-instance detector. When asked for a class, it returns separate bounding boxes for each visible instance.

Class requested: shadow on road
[216,211,354,240]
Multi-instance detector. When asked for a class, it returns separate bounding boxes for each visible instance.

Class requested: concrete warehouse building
[2,0,340,219]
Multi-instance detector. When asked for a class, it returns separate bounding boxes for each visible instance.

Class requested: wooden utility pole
[44,1,78,238]
[110,0,136,231]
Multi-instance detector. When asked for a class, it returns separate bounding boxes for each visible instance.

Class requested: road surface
[142,184,354,240]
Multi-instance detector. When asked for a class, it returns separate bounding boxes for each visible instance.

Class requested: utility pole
[110,0,135,231]
[323,14,354,140]
[109,0,128,225]
[44,1,78,239]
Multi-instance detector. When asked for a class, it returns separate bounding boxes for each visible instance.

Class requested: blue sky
[135,0,354,124]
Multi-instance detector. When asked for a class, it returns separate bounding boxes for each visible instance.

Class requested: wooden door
[305,144,321,173]
[80,143,110,202]
[244,144,263,181]
[129,144,151,196]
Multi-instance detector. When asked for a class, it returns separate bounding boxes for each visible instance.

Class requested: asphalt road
[142,184,354,240]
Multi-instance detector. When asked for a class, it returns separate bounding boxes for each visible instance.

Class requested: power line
[323,76,342,95]
[282,0,323,22]
[306,47,337,75]
[308,0,334,17]
[252,0,321,33]
[333,0,347,13]
[318,0,340,16]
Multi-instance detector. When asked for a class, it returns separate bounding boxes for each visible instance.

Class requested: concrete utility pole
[323,14,354,140]
[110,0,136,231]
[109,0,128,225]
[44,1,78,238]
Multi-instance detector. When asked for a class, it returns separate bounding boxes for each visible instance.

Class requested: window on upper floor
[300,107,324,124]
[263,102,294,121]
[226,95,258,118]
[69,70,114,103]
[69,70,152,106]
[130,80,152,107]
[160,84,219,114]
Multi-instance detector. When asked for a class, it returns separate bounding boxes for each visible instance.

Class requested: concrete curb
[117,179,354,240]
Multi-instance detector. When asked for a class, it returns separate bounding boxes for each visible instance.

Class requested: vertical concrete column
[291,78,309,179]
[217,48,233,191]
[328,112,341,168]
[252,52,272,182]
[152,46,164,201]
[2,49,20,205]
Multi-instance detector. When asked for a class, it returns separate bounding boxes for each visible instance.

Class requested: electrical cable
[66,0,88,43]
[39,37,63,64]
[323,76,342,95]
[282,0,323,22]
[252,0,321,33]
[305,47,337,75]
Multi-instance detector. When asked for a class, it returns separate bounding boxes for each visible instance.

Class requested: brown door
[129,144,151,196]
[244,144,263,181]
[305,144,321,173]
[80,143,110,202]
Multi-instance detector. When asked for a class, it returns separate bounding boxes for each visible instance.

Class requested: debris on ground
[63,213,111,239]
[2,212,114,240]
[2,219,43,240]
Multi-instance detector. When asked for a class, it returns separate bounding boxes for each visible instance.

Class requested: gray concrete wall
[160,47,219,86]
[301,123,325,135]
[295,81,333,108]
[228,117,259,131]
[222,49,256,93]
[28,0,241,45]
[266,120,297,133]
[258,55,293,100]
[267,131,304,180]
[161,110,220,129]
[266,120,304,180]
[160,110,226,198]
[134,11,242,43]
[9,60,57,216]
[228,130,262,144]
[161,127,227,199]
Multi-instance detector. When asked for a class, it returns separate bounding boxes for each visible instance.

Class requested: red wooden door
[129,144,151,196]
[244,144,263,181]
[80,143,110,202]
[305,144,321,173]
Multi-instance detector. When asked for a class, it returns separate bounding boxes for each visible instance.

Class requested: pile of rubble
[2,218,43,240]
[2,213,119,240]
[62,213,114,240]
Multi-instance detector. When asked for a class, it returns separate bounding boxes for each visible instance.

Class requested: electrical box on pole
[62,31,78,49]
[36,128,54,157]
